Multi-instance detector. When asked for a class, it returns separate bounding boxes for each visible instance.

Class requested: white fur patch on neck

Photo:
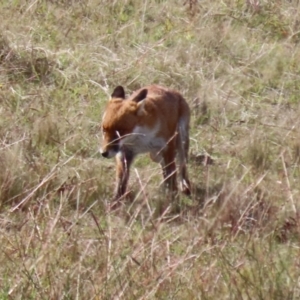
[120,123,166,155]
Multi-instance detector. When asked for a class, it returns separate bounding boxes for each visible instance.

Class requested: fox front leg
[114,151,134,202]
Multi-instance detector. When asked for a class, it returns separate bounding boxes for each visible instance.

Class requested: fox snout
[100,150,109,158]
[100,144,119,159]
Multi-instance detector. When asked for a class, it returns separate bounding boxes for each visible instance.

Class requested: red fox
[100,85,191,202]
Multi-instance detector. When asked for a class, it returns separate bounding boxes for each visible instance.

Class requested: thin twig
[281,150,296,213]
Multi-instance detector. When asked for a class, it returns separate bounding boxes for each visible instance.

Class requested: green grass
[1,0,300,298]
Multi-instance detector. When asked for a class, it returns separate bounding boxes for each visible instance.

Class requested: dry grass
[1,0,300,298]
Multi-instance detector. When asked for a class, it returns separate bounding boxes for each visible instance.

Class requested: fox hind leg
[177,119,191,195]
[160,143,178,195]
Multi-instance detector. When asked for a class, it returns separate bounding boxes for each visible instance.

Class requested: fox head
[100,86,148,158]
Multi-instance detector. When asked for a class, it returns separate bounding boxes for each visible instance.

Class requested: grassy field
[1,0,300,298]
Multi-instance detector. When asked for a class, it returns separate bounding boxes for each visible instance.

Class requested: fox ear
[111,86,125,99]
[131,89,148,103]
[132,89,148,116]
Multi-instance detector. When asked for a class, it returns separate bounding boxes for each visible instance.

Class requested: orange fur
[100,85,191,202]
